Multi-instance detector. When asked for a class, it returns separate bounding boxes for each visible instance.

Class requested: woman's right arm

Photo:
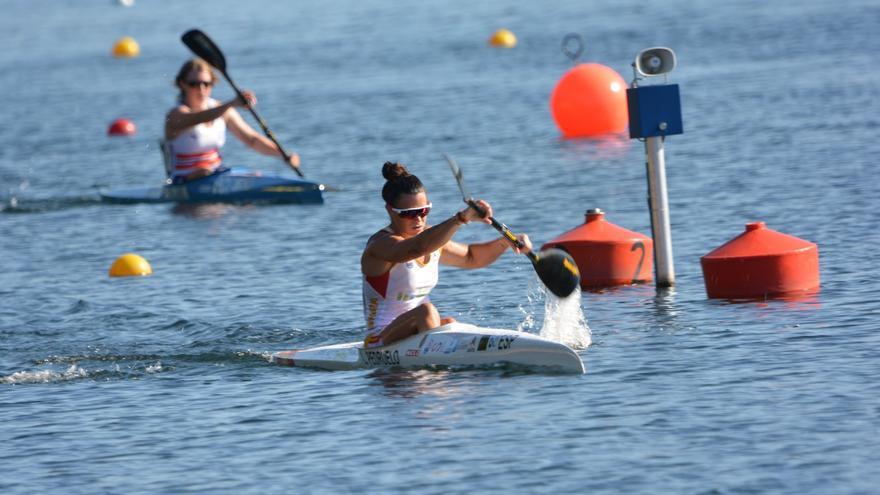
[164,102,235,140]
[366,215,464,265]
[363,200,492,268]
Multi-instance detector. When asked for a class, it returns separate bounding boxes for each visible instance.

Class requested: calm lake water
[2,0,879,493]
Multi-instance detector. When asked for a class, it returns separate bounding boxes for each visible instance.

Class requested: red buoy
[108,118,136,136]
[550,63,628,138]
[542,208,653,288]
[701,222,819,298]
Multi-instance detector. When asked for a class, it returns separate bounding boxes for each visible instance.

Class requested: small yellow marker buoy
[489,29,517,48]
[109,253,152,277]
[112,36,140,58]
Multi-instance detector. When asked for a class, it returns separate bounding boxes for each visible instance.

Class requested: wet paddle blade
[534,249,581,298]
[182,29,227,72]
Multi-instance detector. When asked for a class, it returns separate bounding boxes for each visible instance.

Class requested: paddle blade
[534,248,580,298]
[443,154,472,203]
[181,29,226,72]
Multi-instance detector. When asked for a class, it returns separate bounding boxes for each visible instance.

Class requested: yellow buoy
[109,253,152,277]
[489,29,517,48]
[112,36,140,58]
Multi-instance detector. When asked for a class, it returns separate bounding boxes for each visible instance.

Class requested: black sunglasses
[185,80,213,88]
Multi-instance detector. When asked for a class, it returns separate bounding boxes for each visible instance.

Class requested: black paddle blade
[534,248,580,298]
[181,29,226,72]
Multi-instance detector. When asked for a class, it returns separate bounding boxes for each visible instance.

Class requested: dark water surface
[2,0,878,493]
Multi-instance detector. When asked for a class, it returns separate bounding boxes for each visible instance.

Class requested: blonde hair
[174,58,217,102]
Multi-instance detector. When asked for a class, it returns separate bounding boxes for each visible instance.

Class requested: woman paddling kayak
[361,162,532,348]
[164,58,301,183]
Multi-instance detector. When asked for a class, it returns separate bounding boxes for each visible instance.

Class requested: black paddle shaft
[443,154,580,298]
[181,29,305,178]
[465,199,540,264]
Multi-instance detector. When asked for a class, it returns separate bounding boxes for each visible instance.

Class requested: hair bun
[382,161,410,181]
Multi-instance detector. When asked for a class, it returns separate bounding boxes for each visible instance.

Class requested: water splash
[518,279,591,349]
[0,364,89,384]
[538,286,591,349]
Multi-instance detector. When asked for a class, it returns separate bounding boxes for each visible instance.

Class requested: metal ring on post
[561,33,584,63]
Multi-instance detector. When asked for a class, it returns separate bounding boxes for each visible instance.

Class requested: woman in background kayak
[361,162,532,348]
[164,58,301,183]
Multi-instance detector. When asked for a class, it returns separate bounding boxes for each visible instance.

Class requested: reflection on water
[652,286,680,329]
[367,368,463,400]
[557,132,632,162]
[170,203,241,219]
[709,287,822,311]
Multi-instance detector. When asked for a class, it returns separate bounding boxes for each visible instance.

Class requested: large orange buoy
[107,118,136,136]
[701,222,820,298]
[550,63,628,138]
[542,208,653,288]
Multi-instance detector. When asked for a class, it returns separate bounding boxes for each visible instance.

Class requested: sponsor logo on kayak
[364,349,400,366]
[466,335,517,352]
[421,335,458,355]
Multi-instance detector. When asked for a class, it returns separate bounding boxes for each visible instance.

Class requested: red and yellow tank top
[363,244,440,337]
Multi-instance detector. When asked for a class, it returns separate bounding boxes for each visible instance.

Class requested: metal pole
[645,135,675,287]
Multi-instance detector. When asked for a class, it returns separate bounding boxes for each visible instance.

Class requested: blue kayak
[99,168,325,205]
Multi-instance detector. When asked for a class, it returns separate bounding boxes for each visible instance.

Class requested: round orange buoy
[542,208,653,288]
[107,118,136,136]
[701,222,820,298]
[112,36,140,58]
[489,29,517,48]
[109,253,152,277]
[550,63,628,138]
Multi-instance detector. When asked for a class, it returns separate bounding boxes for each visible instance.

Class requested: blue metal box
[626,84,683,138]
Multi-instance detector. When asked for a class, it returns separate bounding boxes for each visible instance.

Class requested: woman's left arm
[225,107,301,169]
[440,234,532,269]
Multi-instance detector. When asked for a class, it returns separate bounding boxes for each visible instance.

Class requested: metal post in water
[645,135,675,286]
[626,46,683,289]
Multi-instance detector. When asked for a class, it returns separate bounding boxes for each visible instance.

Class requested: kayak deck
[272,322,585,374]
[99,169,324,205]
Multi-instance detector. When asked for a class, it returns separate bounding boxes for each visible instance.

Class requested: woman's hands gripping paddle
[443,155,580,298]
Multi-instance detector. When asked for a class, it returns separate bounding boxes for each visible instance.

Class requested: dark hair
[381,162,424,206]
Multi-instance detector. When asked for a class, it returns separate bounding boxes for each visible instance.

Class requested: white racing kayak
[271,322,585,374]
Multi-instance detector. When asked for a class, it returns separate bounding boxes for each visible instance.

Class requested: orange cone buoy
[112,36,140,58]
[109,253,152,277]
[108,118,136,136]
[489,29,517,48]
[542,209,653,288]
[701,222,819,298]
[550,63,628,138]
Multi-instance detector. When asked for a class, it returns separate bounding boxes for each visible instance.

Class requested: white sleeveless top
[168,98,226,178]
[363,231,440,337]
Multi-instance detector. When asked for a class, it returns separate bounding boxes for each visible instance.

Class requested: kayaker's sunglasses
[185,80,213,88]
[390,203,432,219]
